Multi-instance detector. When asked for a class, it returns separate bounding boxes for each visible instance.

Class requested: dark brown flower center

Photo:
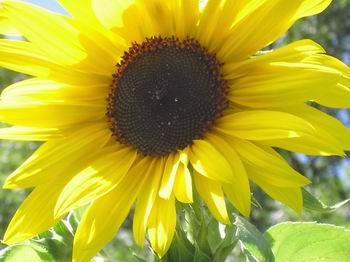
[107,36,228,156]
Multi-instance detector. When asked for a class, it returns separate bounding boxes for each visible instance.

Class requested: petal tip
[239,206,251,218]
[2,181,14,189]
[53,203,68,220]
[2,233,21,246]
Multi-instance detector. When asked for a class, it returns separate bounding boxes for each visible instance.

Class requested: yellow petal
[0,39,111,85]
[109,0,176,42]
[196,0,222,50]
[225,40,350,108]
[224,39,325,79]
[216,110,315,141]
[194,171,230,224]
[54,145,137,218]
[107,2,145,43]
[1,78,109,103]
[173,164,193,203]
[307,55,350,108]
[0,100,105,128]
[315,82,350,108]
[226,137,311,187]
[2,1,103,72]
[218,0,332,61]
[171,0,199,39]
[225,41,350,109]
[206,133,251,216]
[196,0,258,52]
[133,158,163,246]
[189,139,234,184]
[4,123,110,189]
[3,179,68,244]
[296,0,332,18]
[72,165,148,262]
[179,146,190,165]
[0,15,20,35]
[259,105,349,156]
[260,135,345,157]
[247,165,303,213]
[138,0,176,37]
[293,105,350,151]
[57,0,100,27]
[80,0,159,44]
[4,0,117,76]
[228,69,339,108]
[57,0,127,56]
[206,133,245,184]
[57,0,108,31]
[90,0,135,30]
[3,187,58,244]
[0,126,61,141]
[159,152,181,199]
[0,39,54,77]
[148,195,176,258]
[183,0,200,36]
[4,140,106,244]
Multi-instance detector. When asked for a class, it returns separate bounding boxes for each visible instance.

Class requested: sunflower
[0,0,349,260]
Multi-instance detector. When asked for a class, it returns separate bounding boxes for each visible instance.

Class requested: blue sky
[22,0,66,13]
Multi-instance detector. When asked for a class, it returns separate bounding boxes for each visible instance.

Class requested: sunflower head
[0,0,349,261]
[107,36,228,156]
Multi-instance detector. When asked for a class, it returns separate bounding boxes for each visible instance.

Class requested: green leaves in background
[159,201,238,262]
[265,222,350,262]
[235,216,274,262]
[160,192,350,262]
[231,216,350,262]
[234,189,350,262]
[303,189,350,213]
[0,244,54,262]
[127,189,350,262]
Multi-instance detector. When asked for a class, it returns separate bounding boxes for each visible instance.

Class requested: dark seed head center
[107,36,228,156]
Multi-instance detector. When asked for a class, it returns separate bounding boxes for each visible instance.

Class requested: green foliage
[303,189,350,213]
[158,200,350,262]
[212,222,236,262]
[234,217,274,262]
[159,200,238,262]
[265,222,350,262]
[0,244,54,262]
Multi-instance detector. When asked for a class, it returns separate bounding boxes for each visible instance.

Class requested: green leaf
[213,225,237,262]
[52,220,72,239]
[30,218,75,261]
[234,216,274,262]
[197,220,212,257]
[132,246,150,262]
[1,244,54,262]
[207,218,222,253]
[265,222,350,262]
[193,243,212,262]
[160,230,195,262]
[302,189,350,213]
